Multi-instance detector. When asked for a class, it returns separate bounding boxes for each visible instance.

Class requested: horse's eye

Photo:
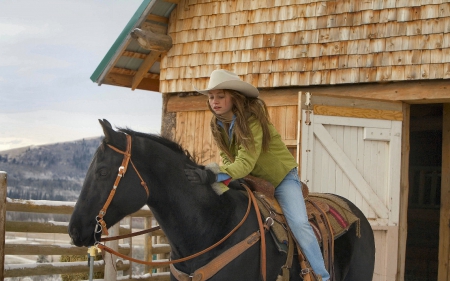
[97,168,109,177]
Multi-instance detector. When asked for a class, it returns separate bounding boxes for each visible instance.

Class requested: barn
[89,0,450,280]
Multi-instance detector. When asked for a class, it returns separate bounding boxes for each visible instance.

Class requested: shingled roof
[90,0,177,91]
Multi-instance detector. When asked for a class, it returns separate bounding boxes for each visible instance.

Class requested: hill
[0,137,103,201]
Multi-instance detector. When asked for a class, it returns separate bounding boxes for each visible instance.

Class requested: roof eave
[90,0,156,85]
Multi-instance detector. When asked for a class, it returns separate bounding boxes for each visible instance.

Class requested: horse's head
[69,119,233,249]
[68,119,150,246]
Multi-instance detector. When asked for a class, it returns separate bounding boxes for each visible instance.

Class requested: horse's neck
[137,140,249,255]
[150,189,247,257]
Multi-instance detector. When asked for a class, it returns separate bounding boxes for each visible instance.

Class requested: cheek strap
[96,134,149,236]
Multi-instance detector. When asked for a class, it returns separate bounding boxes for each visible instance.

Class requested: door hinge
[305,92,312,125]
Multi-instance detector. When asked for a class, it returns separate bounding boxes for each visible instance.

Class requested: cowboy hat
[194,69,260,98]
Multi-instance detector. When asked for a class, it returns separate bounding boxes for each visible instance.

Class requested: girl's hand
[184,164,217,185]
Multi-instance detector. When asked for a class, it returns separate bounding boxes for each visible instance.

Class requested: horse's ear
[99,119,117,143]
[99,119,112,128]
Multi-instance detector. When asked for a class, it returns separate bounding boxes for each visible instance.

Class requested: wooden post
[438,103,450,280]
[123,217,132,278]
[0,171,7,280]
[397,103,410,281]
[296,91,302,165]
[104,223,120,281]
[144,216,153,274]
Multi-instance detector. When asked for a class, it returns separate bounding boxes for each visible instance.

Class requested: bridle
[95,134,149,237]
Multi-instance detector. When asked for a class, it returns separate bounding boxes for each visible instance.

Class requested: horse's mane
[117,128,197,163]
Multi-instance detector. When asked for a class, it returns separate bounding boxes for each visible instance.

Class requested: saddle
[243,175,360,281]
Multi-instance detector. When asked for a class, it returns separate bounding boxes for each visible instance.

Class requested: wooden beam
[5,243,130,256]
[6,200,74,214]
[103,73,160,92]
[110,67,159,80]
[166,80,450,111]
[438,103,450,280]
[122,50,148,60]
[313,105,403,121]
[146,14,169,24]
[297,80,450,103]
[131,28,172,52]
[303,94,403,111]
[5,221,133,236]
[283,139,297,146]
[296,92,302,165]
[293,80,450,104]
[397,104,410,281]
[6,197,153,218]
[141,21,167,34]
[132,51,162,91]
[4,260,129,278]
[166,90,300,112]
[122,51,161,62]
[6,221,71,233]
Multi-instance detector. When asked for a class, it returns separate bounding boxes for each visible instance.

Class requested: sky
[0,0,163,152]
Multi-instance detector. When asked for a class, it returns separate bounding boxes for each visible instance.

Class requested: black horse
[68,119,375,281]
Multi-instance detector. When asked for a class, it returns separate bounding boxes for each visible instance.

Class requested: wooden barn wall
[159,0,450,94]
[174,104,298,165]
[169,91,403,280]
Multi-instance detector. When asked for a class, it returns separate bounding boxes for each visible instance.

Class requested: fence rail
[0,171,171,280]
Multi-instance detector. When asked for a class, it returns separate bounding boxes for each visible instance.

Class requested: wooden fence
[0,171,171,280]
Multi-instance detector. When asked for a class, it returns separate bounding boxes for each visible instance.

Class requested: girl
[185,69,330,281]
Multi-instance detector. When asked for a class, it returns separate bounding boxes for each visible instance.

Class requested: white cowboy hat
[194,69,260,98]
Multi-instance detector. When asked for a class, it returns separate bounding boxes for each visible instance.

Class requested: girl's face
[208,89,234,119]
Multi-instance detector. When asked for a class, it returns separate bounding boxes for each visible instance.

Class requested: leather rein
[93,134,267,280]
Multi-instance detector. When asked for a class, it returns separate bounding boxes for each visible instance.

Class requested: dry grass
[60,255,104,281]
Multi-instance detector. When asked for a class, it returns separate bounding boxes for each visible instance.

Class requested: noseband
[95,134,149,236]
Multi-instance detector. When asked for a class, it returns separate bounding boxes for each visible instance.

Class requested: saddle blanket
[255,192,360,253]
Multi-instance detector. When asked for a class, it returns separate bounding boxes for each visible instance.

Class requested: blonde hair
[208,90,271,161]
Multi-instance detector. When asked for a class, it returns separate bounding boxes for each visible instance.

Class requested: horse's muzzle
[68,225,96,247]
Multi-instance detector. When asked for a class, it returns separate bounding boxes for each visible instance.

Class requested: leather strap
[313,213,329,269]
[97,185,254,266]
[100,225,161,242]
[279,233,295,281]
[295,242,312,281]
[96,134,149,236]
[170,231,261,281]
[248,187,267,281]
[308,199,335,279]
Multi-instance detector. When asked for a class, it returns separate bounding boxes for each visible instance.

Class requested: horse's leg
[338,199,375,281]
[333,229,352,281]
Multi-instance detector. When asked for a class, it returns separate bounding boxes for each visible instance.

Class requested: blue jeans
[274,168,330,281]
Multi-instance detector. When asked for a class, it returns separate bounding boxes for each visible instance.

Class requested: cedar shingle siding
[160,0,450,93]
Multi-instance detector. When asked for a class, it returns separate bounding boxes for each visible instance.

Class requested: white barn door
[299,93,403,281]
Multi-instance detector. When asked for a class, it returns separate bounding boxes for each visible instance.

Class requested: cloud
[0,0,162,151]
[0,21,58,44]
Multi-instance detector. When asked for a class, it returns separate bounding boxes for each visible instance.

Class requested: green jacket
[218,117,298,187]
